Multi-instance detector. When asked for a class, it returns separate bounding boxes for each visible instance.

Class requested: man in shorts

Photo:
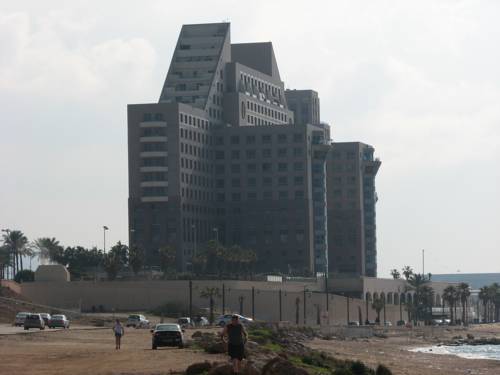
[221,315,248,374]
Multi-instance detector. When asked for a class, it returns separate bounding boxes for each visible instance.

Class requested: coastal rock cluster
[188,326,393,375]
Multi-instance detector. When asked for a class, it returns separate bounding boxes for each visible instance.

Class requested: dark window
[262,134,271,144]
[230,135,240,144]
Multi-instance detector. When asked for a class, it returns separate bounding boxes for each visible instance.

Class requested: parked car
[365,320,377,326]
[151,323,185,349]
[384,321,392,327]
[14,312,30,327]
[39,313,51,325]
[177,317,194,328]
[193,316,209,327]
[24,314,45,330]
[432,319,443,326]
[348,321,360,326]
[126,314,150,328]
[216,314,253,327]
[48,314,70,329]
[443,319,451,325]
[396,320,406,326]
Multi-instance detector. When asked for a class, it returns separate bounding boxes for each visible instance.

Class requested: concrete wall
[18,280,403,325]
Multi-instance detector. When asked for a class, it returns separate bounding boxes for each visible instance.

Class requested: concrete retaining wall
[18,280,405,326]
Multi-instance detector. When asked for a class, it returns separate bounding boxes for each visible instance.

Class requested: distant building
[128,22,381,276]
[326,142,381,277]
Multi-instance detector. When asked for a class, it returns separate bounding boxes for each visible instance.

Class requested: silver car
[24,314,45,330]
[48,314,70,329]
[14,312,30,327]
[126,314,150,328]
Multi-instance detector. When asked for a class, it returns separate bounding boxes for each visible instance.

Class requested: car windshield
[27,315,39,319]
[16,312,28,317]
[128,315,140,320]
[155,324,179,332]
[52,315,64,319]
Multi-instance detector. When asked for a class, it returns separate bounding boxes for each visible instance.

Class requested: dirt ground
[0,327,226,375]
[308,324,500,375]
[1,323,500,375]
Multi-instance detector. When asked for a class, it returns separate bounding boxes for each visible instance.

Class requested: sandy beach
[0,323,499,374]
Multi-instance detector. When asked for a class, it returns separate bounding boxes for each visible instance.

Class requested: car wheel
[152,344,157,350]
[178,342,184,349]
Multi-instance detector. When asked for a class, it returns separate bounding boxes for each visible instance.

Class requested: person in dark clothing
[221,315,248,374]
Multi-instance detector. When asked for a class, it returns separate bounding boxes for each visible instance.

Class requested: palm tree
[390,269,401,279]
[0,245,11,279]
[1,230,28,275]
[33,237,63,265]
[401,266,413,280]
[443,285,458,324]
[158,246,176,278]
[479,286,490,323]
[406,273,434,323]
[200,287,220,324]
[372,297,384,324]
[457,283,471,325]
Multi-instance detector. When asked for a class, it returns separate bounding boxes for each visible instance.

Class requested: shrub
[14,270,35,283]
[375,364,392,375]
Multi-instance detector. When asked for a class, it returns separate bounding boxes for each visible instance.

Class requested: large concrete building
[128,22,380,276]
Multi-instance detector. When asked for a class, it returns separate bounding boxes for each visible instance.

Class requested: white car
[14,312,30,327]
[126,314,150,328]
[216,314,253,327]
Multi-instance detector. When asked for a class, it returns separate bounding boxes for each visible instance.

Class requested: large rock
[186,362,213,375]
[261,356,309,375]
[241,361,260,375]
[208,364,234,375]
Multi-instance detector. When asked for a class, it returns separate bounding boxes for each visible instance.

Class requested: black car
[151,323,184,349]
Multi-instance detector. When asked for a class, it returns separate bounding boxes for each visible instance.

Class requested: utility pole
[422,249,425,275]
[103,226,109,253]
[251,287,255,320]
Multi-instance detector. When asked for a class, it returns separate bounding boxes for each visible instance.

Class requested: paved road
[0,324,103,335]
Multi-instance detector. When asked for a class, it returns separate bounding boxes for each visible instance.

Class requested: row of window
[181,157,213,173]
[245,100,287,122]
[142,127,166,137]
[181,172,213,188]
[216,176,304,188]
[239,72,282,99]
[141,172,167,182]
[142,157,167,167]
[331,163,356,172]
[214,162,304,173]
[216,190,305,201]
[215,133,304,145]
[181,188,212,201]
[179,112,210,130]
[142,187,167,197]
[332,176,357,185]
[142,142,167,152]
[180,127,211,145]
[180,142,212,159]
[143,113,164,122]
[332,189,359,198]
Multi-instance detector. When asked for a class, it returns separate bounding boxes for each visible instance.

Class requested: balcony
[141,196,169,203]
[140,181,168,188]
[139,136,167,143]
[139,166,168,173]
[139,121,166,128]
[140,151,168,158]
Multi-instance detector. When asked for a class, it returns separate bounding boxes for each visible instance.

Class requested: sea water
[411,345,500,361]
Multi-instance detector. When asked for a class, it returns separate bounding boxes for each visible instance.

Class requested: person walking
[113,319,124,350]
[221,315,248,374]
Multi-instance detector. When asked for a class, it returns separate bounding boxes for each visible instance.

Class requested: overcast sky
[1,0,499,277]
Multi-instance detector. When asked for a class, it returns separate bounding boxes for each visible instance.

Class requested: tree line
[1,230,258,282]
[478,283,500,323]
[388,265,471,325]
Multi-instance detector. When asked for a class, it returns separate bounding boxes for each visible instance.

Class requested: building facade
[128,22,380,276]
[326,142,381,277]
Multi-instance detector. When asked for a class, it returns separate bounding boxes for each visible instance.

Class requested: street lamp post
[192,224,197,257]
[103,226,109,253]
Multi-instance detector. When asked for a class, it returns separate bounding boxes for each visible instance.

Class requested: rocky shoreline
[186,326,393,375]
[442,335,500,346]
